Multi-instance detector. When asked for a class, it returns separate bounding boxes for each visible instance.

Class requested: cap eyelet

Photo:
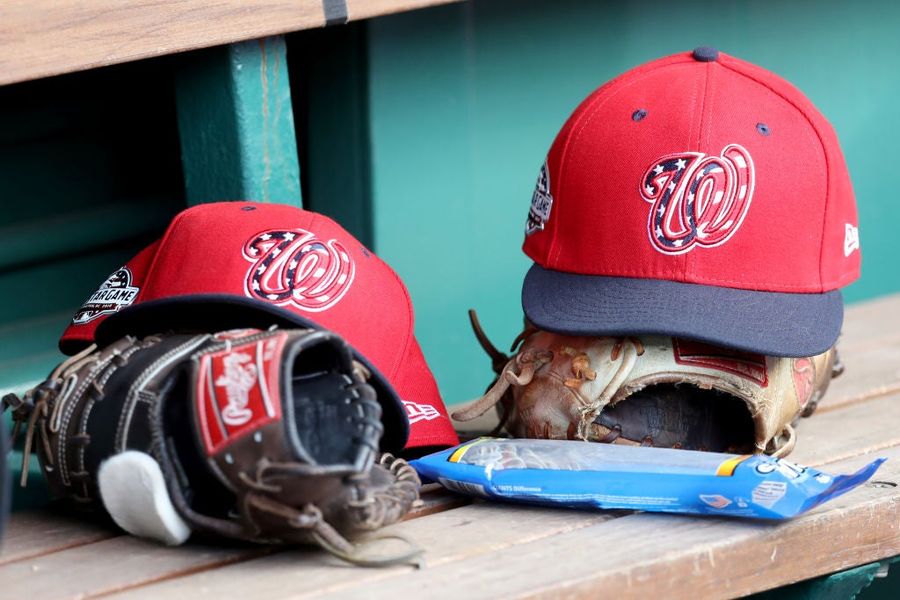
[241,205,257,211]
[632,109,648,122]
[756,122,771,136]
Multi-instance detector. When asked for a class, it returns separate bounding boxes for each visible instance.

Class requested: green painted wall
[362,0,900,406]
[0,58,185,394]
[290,24,373,244]
[0,59,186,507]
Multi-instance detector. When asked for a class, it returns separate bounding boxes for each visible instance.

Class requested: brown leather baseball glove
[4,327,421,566]
[454,312,842,457]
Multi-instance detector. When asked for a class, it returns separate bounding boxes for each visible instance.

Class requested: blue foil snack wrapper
[411,438,885,519]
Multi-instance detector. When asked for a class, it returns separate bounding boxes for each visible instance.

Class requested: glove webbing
[456,312,645,441]
[244,455,424,568]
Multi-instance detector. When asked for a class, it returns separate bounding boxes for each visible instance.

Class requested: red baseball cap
[61,202,459,453]
[522,47,860,357]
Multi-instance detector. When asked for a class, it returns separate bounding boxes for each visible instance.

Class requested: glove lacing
[347,453,421,531]
[454,310,644,441]
[578,337,644,439]
[3,342,100,487]
[242,459,425,569]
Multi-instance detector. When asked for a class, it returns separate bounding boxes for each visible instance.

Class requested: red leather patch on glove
[196,332,287,454]
[791,358,815,407]
[673,338,769,387]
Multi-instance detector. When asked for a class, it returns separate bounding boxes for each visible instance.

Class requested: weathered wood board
[0,0,463,86]
[2,293,898,599]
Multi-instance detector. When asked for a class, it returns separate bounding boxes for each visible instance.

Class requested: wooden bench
[3,293,899,599]
[0,0,463,86]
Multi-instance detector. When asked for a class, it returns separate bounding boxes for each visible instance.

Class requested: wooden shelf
[0,0,462,87]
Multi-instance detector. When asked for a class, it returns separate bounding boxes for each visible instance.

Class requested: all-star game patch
[526,159,553,236]
[72,266,140,324]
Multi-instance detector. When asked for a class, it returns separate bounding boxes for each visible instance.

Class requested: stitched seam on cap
[554,60,692,266]
[719,58,830,292]
[550,87,611,267]
[684,62,714,282]
[140,204,194,300]
[532,265,825,292]
[376,251,415,383]
[312,211,414,383]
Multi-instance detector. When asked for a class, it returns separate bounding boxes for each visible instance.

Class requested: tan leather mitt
[455,314,842,457]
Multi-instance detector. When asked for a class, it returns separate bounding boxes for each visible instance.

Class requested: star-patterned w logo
[640,144,755,255]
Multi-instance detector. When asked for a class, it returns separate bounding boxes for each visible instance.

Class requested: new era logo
[404,400,442,424]
[844,223,859,257]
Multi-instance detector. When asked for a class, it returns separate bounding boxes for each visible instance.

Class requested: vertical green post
[289,23,373,246]
[175,36,302,206]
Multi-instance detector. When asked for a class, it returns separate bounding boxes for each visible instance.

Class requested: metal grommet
[756,122,771,136]
[241,205,257,211]
[632,109,648,122]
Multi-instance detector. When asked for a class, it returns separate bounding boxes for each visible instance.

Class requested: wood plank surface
[406,483,472,519]
[833,293,900,351]
[330,448,898,600]
[789,392,900,467]
[107,504,621,599]
[4,294,899,599]
[102,382,900,599]
[0,509,117,566]
[0,535,269,600]
[0,0,462,87]
[821,340,900,411]
[0,484,469,598]
[108,446,899,600]
[821,293,900,409]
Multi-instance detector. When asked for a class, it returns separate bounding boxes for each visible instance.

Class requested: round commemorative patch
[72,266,140,324]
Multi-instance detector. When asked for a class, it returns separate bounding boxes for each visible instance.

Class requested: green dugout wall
[302,0,900,406]
[1,0,898,407]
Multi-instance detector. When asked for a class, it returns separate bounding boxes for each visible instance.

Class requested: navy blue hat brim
[522,264,843,358]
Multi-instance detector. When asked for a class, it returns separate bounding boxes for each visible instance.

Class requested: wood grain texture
[0,0,461,86]
[404,483,471,520]
[0,535,269,600]
[0,509,117,566]
[818,339,900,411]
[789,391,900,467]
[312,448,900,600]
[107,504,621,599]
[104,383,899,599]
[833,293,900,352]
[5,293,899,598]
[348,0,460,21]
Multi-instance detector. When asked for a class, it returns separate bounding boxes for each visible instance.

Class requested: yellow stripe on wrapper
[716,455,751,476]
[448,438,492,463]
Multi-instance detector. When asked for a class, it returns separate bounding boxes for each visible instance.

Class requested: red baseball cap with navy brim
[522,47,860,358]
[61,201,460,453]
